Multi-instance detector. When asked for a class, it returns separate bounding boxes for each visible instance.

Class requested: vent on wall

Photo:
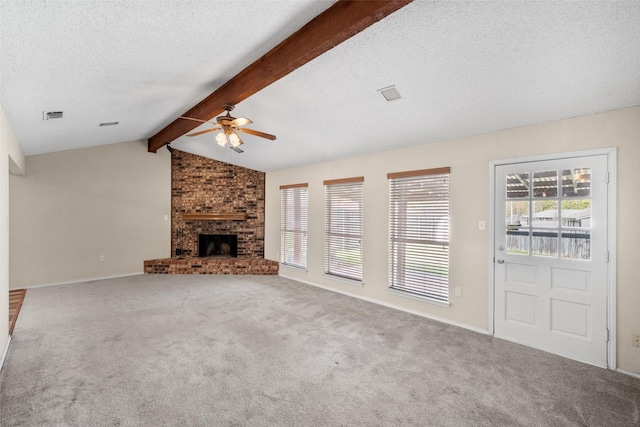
[99,121,119,127]
[44,111,63,120]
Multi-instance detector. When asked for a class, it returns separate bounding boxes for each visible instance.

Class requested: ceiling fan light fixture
[229,132,241,147]
[215,132,227,147]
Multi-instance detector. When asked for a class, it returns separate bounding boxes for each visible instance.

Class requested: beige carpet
[1,274,638,426]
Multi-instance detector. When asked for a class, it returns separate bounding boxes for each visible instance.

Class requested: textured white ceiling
[2,1,639,172]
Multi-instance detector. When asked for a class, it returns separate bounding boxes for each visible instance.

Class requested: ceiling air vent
[45,111,63,120]
[377,85,402,102]
[99,122,119,126]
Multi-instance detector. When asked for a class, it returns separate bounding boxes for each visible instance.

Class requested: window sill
[386,288,451,308]
[279,263,308,273]
[323,273,363,287]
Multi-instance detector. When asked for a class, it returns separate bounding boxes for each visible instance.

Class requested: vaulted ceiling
[1,1,639,172]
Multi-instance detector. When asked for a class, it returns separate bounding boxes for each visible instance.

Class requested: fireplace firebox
[198,234,238,258]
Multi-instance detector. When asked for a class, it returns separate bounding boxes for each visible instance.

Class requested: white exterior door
[494,155,609,367]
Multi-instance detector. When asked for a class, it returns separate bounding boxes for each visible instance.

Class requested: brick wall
[171,150,265,258]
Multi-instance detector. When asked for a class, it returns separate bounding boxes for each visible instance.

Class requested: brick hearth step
[143,257,279,275]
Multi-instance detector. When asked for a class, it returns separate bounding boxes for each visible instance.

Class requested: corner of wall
[1,101,23,367]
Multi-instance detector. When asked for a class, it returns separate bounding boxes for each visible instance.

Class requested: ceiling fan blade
[236,127,276,140]
[229,117,252,127]
[180,116,215,124]
[186,128,219,137]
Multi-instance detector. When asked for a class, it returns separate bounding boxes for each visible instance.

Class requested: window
[505,168,592,260]
[388,167,450,304]
[324,177,364,281]
[280,183,308,269]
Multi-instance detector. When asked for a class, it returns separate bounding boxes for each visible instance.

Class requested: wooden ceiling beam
[148,0,412,152]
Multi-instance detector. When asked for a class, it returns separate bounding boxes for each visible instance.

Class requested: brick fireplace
[144,150,278,275]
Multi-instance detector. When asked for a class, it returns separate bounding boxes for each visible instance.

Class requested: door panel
[505,263,537,284]
[494,155,608,367]
[505,291,537,325]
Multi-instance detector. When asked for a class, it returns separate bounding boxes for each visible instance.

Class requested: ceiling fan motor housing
[217,115,235,125]
[217,104,236,124]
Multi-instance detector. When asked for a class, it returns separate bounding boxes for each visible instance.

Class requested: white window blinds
[324,177,364,281]
[388,168,450,303]
[280,184,308,269]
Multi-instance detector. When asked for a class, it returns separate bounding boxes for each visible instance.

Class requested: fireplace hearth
[198,234,238,258]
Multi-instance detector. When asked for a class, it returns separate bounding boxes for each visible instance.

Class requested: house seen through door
[493,153,611,368]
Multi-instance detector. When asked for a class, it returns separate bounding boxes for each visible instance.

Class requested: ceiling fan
[180,104,276,153]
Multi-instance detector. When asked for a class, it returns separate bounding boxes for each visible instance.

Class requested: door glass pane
[506,229,529,255]
[532,200,558,227]
[506,199,529,255]
[562,168,591,197]
[505,200,529,227]
[560,197,590,260]
[506,172,529,198]
[561,199,591,229]
[533,170,558,198]
[561,230,590,260]
[532,229,558,257]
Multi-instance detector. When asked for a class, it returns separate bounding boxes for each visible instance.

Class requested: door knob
[496,259,505,264]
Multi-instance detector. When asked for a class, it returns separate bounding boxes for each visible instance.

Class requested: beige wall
[265,106,640,374]
[1,102,25,366]
[9,140,171,288]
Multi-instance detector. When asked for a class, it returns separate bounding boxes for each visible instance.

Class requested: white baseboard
[0,335,11,372]
[278,273,490,336]
[17,272,144,290]
[617,368,640,379]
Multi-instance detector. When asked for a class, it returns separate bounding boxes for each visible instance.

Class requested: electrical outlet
[478,220,486,231]
[454,287,461,297]
[99,255,106,262]
[633,334,640,348]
